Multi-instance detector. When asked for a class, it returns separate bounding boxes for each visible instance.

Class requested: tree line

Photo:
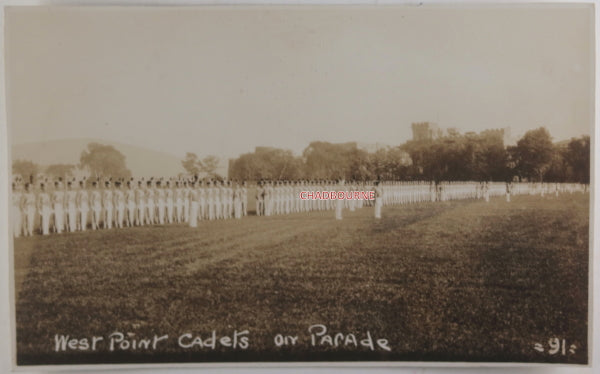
[13,143,134,182]
[13,143,223,182]
[12,128,590,184]
[227,127,590,183]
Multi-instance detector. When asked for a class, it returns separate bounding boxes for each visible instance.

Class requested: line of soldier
[378,180,587,206]
[11,177,588,238]
[11,177,249,237]
[254,180,374,217]
[253,180,587,220]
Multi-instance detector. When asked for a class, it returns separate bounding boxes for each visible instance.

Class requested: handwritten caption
[54,324,391,353]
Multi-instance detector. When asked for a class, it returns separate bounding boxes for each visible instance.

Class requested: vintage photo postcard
[3,3,594,369]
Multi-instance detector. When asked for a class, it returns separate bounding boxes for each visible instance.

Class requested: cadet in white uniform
[77,181,89,231]
[183,181,190,223]
[484,181,490,202]
[335,180,344,220]
[233,182,243,219]
[189,181,199,227]
[219,181,227,219]
[146,181,156,225]
[135,181,146,226]
[174,181,183,223]
[52,181,65,233]
[90,181,102,230]
[214,182,222,220]
[166,181,174,224]
[256,182,264,216]
[125,181,135,227]
[65,181,78,232]
[348,182,356,212]
[37,183,51,235]
[114,181,125,229]
[156,181,166,224]
[242,181,248,216]
[198,181,206,220]
[206,181,215,220]
[264,182,273,216]
[374,181,383,219]
[103,181,114,229]
[23,183,36,236]
[225,181,233,219]
[274,181,282,215]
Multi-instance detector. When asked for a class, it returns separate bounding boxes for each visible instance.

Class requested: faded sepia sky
[5,5,594,158]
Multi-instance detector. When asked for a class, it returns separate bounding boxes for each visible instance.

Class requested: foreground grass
[14,193,589,364]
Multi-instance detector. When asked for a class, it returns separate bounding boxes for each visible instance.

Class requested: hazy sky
[5,5,594,159]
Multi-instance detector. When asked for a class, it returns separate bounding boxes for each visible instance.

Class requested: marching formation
[11,176,588,238]
[254,180,375,216]
[378,181,587,206]
[11,178,249,237]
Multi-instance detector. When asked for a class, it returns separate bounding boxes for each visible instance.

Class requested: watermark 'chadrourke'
[299,191,375,200]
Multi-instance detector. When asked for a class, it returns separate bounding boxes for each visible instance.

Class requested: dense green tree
[367,146,411,181]
[303,142,361,180]
[200,156,221,178]
[564,136,590,183]
[229,147,303,181]
[226,126,588,184]
[182,153,222,179]
[544,146,569,182]
[80,143,131,179]
[181,152,201,175]
[402,130,508,182]
[513,127,554,182]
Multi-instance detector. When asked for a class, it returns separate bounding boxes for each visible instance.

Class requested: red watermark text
[299,191,375,200]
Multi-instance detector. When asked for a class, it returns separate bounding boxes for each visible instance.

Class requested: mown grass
[13,193,589,365]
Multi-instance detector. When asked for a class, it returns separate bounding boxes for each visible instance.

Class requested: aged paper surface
[2,3,594,369]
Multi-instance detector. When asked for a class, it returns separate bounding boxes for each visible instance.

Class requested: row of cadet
[12,178,377,236]
[11,178,589,237]
[378,181,588,206]
[254,180,587,221]
[11,178,249,237]
[254,180,375,216]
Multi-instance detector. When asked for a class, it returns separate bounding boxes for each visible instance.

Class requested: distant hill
[12,138,189,178]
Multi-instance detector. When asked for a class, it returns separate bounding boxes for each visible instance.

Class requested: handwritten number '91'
[533,338,576,355]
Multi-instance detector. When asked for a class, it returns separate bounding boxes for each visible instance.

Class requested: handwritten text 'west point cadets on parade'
[54,324,391,352]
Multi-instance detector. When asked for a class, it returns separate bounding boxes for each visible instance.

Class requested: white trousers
[375,199,382,219]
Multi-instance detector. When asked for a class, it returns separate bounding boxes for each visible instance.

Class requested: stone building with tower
[411,122,443,141]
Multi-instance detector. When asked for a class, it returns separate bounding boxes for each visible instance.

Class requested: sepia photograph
[3,3,594,368]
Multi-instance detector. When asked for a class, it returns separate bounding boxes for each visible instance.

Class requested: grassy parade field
[13,193,589,365]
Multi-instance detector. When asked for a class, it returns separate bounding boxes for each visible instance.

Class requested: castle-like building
[411,122,442,141]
